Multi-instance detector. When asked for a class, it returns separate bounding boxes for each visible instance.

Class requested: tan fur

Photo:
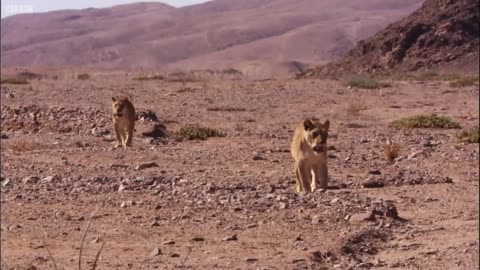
[111,96,136,148]
[290,119,330,193]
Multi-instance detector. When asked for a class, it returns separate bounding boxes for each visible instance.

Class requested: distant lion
[290,119,330,193]
[111,96,136,148]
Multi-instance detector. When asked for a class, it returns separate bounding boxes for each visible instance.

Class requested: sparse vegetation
[176,124,224,140]
[344,75,391,89]
[383,142,401,163]
[390,71,478,85]
[457,127,479,143]
[133,75,165,81]
[391,114,461,129]
[346,102,368,115]
[222,68,243,75]
[0,77,29,85]
[166,71,199,83]
[177,87,196,93]
[449,76,479,88]
[77,73,90,80]
[17,71,45,80]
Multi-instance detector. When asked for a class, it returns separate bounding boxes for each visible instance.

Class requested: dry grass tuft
[449,76,479,88]
[77,73,90,80]
[176,124,224,140]
[457,127,479,143]
[345,102,368,115]
[344,75,391,89]
[383,141,401,163]
[133,75,164,81]
[0,77,29,85]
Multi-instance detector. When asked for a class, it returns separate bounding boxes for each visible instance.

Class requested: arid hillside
[1,0,423,77]
[299,0,480,78]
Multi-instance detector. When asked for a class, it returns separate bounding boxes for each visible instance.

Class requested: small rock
[384,203,400,219]
[2,178,11,187]
[253,155,266,161]
[91,237,99,243]
[135,162,159,171]
[118,184,126,192]
[42,175,59,183]
[309,251,323,262]
[330,197,340,204]
[22,176,40,184]
[311,215,322,224]
[423,141,434,147]
[408,150,423,160]
[150,221,160,227]
[170,253,180,258]
[245,258,258,262]
[223,235,238,241]
[349,211,376,223]
[1,134,8,139]
[204,183,216,193]
[362,180,385,188]
[162,240,175,245]
[368,170,381,175]
[149,247,161,257]
[191,237,205,242]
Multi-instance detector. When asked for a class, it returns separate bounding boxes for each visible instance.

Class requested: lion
[111,96,136,148]
[290,119,330,193]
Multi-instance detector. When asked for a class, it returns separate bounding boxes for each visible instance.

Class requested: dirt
[1,72,479,269]
[300,0,479,78]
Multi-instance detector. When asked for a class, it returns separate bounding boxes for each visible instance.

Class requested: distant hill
[1,0,423,77]
[299,0,479,78]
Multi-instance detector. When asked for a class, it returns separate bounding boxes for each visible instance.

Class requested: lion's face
[303,119,330,153]
[112,97,129,118]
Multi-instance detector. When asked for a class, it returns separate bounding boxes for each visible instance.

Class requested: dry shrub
[383,141,400,163]
[346,102,368,115]
[344,75,391,89]
[0,77,29,85]
[133,75,164,81]
[391,114,461,129]
[176,124,224,140]
[457,127,479,143]
[77,73,90,80]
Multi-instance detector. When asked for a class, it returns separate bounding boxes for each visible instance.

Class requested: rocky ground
[1,72,479,269]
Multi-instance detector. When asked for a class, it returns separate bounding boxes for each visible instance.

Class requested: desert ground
[1,72,478,269]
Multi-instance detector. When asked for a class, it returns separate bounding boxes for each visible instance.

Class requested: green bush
[344,75,391,89]
[391,114,461,129]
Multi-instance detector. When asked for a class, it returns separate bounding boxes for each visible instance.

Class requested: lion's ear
[323,120,330,130]
[303,119,315,131]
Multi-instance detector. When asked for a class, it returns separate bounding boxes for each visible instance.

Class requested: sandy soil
[1,73,478,269]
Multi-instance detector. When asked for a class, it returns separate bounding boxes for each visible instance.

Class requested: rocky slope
[299,0,479,78]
